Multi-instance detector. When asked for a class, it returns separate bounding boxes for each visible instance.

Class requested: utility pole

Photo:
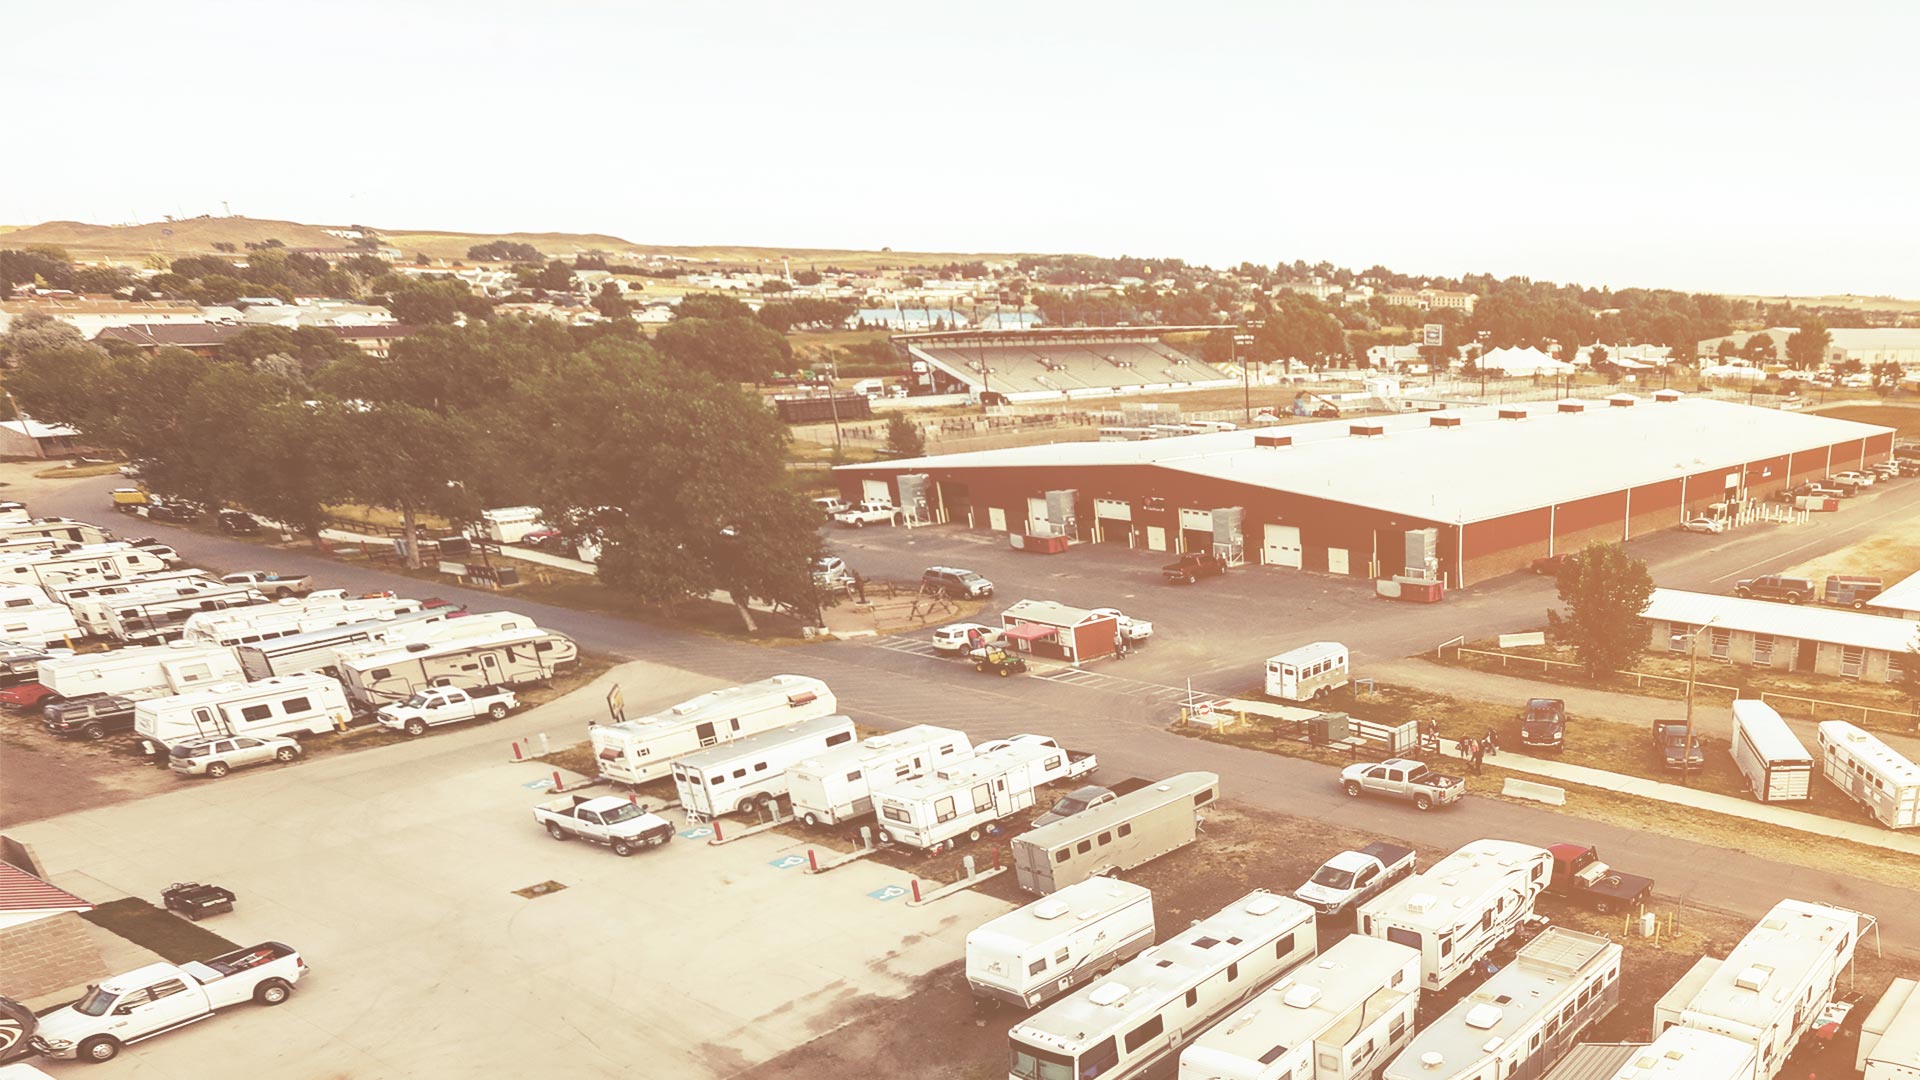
[1680,616,1719,787]
[1234,331,1256,423]
[824,358,843,451]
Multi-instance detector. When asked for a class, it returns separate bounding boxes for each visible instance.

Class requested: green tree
[0,311,89,365]
[1785,320,1830,370]
[1742,332,1776,362]
[653,317,791,383]
[334,405,480,568]
[1872,361,1903,388]
[793,269,822,286]
[1554,543,1657,679]
[674,293,753,321]
[591,283,633,321]
[884,414,925,458]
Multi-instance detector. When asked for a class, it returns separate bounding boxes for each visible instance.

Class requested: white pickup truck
[1292,841,1416,915]
[219,570,315,598]
[31,942,308,1064]
[832,499,897,528]
[533,794,675,856]
[376,685,517,736]
[1338,758,1465,811]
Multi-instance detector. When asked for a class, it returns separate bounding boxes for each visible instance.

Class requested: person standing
[1471,739,1486,775]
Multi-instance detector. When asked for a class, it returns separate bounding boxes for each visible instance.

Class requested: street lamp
[1678,615,1720,786]
[1233,331,1257,423]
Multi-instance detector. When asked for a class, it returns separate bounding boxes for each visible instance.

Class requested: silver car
[168,735,303,778]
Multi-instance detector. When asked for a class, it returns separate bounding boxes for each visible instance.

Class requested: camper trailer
[0,542,168,587]
[670,714,858,819]
[234,609,459,681]
[68,579,260,639]
[37,642,244,705]
[1008,891,1317,1080]
[133,674,353,752]
[1654,898,1865,1080]
[1730,700,1813,803]
[1857,977,1920,1080]
[1180,935,1421,1080]
[967,878,1156,1009]
[1012,772,1218,894]
[872,737,1098,850]
[1264,642,1351,702]
[1615,1028,1762,1079]
[43,569,218,612]
[0,584,81,647]
[182,594,422,648]
[1381,929,1620,1080]
[787,725,973,827]
[1357,839,1553,992]
[588,675,835,786]
[1817,721,1920,829]
[0,517,114,546]
[331,626,573,708]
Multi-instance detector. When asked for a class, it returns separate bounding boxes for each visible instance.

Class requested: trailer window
[1227,963,1240,982]
[282,696,312,713]
[732,768,747,779]
[1123,1016,1163,1053]
[1076,840,1092,854]
[1028,957,1046,975]
[372,668,391,680]
[934,797,956,823]
[1079,1037,1119,1077]
[240,704,273,722]
[1194,789,1214,807]
[1055,848,1070,863]
[1118,823,1132,837]
[849,771,865,782]
[1387,928,1421,951]
[882,805,908,823]
[1097,831,1112,846]
[753,762,768,772]
[826,731,853,747]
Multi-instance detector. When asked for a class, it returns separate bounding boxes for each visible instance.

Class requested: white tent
[1480,345,1574,376]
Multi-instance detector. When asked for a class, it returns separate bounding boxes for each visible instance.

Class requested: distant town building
[847,308,973,331]
[1379,288,1478,315]
[0,417,92,459]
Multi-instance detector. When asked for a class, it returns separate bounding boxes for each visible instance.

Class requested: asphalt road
[32,476,1920,953]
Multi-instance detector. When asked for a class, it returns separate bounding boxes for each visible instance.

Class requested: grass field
[1728,292,1920,313]
[1811,402,1920,434]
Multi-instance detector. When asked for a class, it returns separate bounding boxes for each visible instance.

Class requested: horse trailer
[1264,642,1350,703]
[1817,721,1920,829]
[787,725,972,827]
[670,714,858,820]
[1730,700,1812,803]
[1012,772,1218,894]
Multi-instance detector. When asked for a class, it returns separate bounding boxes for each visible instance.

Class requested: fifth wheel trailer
[37,642,244,705]
[1357,839,1552,993]
[669,714,858,820]
[332,626,574,709]
[966,878,1155,1009]
[133,674,354,752]
[786,724,972,827]
[1011,771,1218,894]
[588,675,836,786]
[1858,977,1920,1080]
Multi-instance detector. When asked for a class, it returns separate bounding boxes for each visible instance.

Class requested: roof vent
[1254,433,1293,448]
[1735,964,1773,992]
[1609,394,1637,407]
[1282,984,1322,1008]
[1419,1051,1445,1069]
[1405,893,1437,913]
[1244,893,1285,916]
[1348,423,1386,438]
[1498,408,1527,420]
[1557,402,1586,414]
[1429,415,1462,428]
[1034,900,1068,921]
[1465,1003,1504,1029]
[1654,388,1683,402]
[1088,982,1130,1007]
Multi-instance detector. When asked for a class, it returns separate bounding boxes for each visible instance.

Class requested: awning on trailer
[1001,623,1057,642]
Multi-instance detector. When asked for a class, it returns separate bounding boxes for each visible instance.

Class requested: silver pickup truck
[1338,758,1465,811]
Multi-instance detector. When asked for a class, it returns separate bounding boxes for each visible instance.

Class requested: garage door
[1094,498,1132,544]
[1264,524,1302,568]
[862,479,891,503]
[1027,496,1050,535]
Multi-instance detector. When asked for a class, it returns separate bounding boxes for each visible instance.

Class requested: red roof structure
[0,861,92,915]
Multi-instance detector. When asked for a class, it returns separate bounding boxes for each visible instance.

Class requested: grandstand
[898,326,1237,402]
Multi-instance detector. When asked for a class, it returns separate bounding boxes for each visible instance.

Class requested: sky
[6,0,1918,297]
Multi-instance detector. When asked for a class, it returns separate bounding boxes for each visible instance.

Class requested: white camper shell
[0,585,81,647]
[332,625,573,708]
[873,737,1091,850]
[1358,839,1553,993]
[1654,898,1864,1080]
[671,714,858,819]
[1730,700,1813,803]
[967,878,1156,1009]
[480,506,546,544]
[1857,977,1920,1080]
[589,675,835,786]
[1012,771,1218,894]
[37,642,244,704]
[234,609,458,681]
[1264,642,1350,702]
[787,724,972,827]
[1382,929,1620,1080]
[182,594,421,648]
[134,674,353,751]
[1008,891,1318,1080]
[1180,934,1421,1080]
[1817,721,1920,829]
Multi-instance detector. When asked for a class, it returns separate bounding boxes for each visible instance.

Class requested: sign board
[1498,631,1547,649]
[1422,324,1444,348]
[438,560,469,577]
[606,684,625,725]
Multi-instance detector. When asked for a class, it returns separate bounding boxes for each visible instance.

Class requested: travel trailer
[787,725,972,827]
[43,570,218,611]
[133,674,353,752]
[1857,977,1920,1080]
[0,543,167,587]
[37,642,244,705]
[67,579,259,639]
[871,736,1097,850]
[1012,772,1218,894]
[1264,642,1351,702]
[1817,721,1920,828]
[233,609,458,680]
[0,518,114,546]
[1180,935,1421,1080]
[670,714,858,819]
[1730,700,1812,803]
[1357,839,1553,992]
[0,584,81,647]
[1613,1028,1761,1079]
[588,675,835,786]
[1008,891,1317,1080]
[332,626,574,708]
[1381,929,1620,1080]
[967,878,1155,1009]
[181,594,421,648]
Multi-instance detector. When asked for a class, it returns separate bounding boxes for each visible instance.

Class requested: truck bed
[1359,841,1415,867]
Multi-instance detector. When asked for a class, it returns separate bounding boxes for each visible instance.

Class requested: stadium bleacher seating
[910,337,1235,399]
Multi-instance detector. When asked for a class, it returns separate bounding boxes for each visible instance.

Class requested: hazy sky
[7,0,1917,296]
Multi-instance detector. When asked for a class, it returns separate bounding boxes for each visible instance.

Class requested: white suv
[168,735,302,778]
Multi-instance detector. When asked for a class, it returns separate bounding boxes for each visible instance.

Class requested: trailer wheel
[877,830,893,846]
[487,703,509,720]
[802,812,820,827]
[79,1036,120,1063]
[1343,781,1362,798]
[255,979,292,1005]
[546,823,568,841]
[1414,794,1433,812]
[206,761,230,779]
[611,840,635,857]
[968,828,983,842]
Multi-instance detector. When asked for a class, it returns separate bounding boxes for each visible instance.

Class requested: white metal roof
[1865,978,1920,1070]
[843,398,1891,525]
[672,714,853,772]
[788,724,967,779]
[1183,935,1418,1076]
[1817,721,1920,786]
[1001,598,1106,628]
[1680,899,1860,1034]
[596,675,830,739]
[1644,589,1920,654]
[1610,1028,1756,1077]
[966,877,1151,953]
[1866,569,1920,616]
[1358,840,1552,934]
[1729,700,1812,763]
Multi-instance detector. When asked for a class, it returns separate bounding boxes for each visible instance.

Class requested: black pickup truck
[1548,843,1654,913]
[1162,551,1227,585]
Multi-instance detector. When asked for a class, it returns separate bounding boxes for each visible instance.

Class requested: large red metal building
[835,395,1895,587]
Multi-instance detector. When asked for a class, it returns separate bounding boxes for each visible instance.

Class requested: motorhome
[42,570,218,611]
[872,737,1098,850]
[1382,929,1620,1080]
[0,543,167,587]
[1730,700,1813,803]
[234,609,459,681]
[1816,721,1920,829]
[787,724,972,827]
[670,714,858,819]
[1357,839,1553,992]
[1612,1028,1761,1079]
[1654,898,1865,1080]
[967,878,1155,1009]
[37,642,244,705]
[588,675,835,786]
[88,582,270,643]
[1857,977,1920,1080]
[181,594,420,648]
[1012,772,1218,894]
[0,518,114,546]
[332,626,574,708]
[1264,642,1351,702]
[1180,935,1421,1080]
[0,584,81,647]
[133,674,353,752]
[1008,891,1318,1080]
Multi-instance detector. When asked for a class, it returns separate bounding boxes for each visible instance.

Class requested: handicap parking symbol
[679,826,713,840]
[522,779,554,790]
[868,885,907,902]
[768,855,807,870]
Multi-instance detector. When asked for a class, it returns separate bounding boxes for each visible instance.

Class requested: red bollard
[911,879,922,903]
[808,849,819,872]
[510,741,524,761]
[711,818,724,842]
[629,794,639,806]
[993,846,1001,871]
[551,769,563,792]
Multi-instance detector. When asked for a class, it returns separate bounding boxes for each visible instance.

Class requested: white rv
[133,674,353,752]
[1357,839,1553,993]
[234,609,458,681]
[1615,1028,1761,1079]
[967,878,1156,1009]
[332,626,573,708]
[1264,642,1350,702]
[1008,891,1318,1080]
[1181,935,1421,1080]
[89,581,269,643]
[1381,928,1620,1080]
[1857,977,1920,1080]
[43,570,217,611]
[588,675,835,786]
[1654,898,1865,1080]
[787,724,973,827]
[873,737,1096,850]
[181,594,421,648]
[0,585,81,647]
[0,543,168,587]
[1817,721,1920,829]
[37,642,244,705]
[0,518,114,545]
[1730,700,1812,803]
[670,714,858,819]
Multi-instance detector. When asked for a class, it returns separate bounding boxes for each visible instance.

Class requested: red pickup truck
[0,681,59,711]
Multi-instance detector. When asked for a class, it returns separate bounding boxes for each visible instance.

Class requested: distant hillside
[1,217,345,259]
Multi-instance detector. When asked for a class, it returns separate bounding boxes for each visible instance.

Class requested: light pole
[1233,331,1257,423]
[1679,616,1720,787]
[823,357,843,451]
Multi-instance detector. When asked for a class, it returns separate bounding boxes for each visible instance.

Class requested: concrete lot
[17,662,1007,1080]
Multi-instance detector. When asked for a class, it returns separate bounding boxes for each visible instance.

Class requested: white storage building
[1645,588,1920,684]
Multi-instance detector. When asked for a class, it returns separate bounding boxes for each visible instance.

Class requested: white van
[134,674,353,752]
[1265,642,1350,702]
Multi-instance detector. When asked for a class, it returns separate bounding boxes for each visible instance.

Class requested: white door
[1263,524,1302,568]
[480,652,503,683]
[1327,548,1350,575]
[862,479,891,503]
[988,507,1008,532]
[1026,496,1050,534]
[1145,526,1168,552]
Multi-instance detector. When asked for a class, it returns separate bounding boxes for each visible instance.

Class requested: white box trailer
[0,543,168,587]
[967,878,1155,1009]
[1181,934,1420,1080]
[588,675,836,786]
[1654,898,1865,1080]
[787,724,972,827]
[671,714,857,819]
[332,626,574,708]
[1265,641,1351,703]
[134,674,354,752]
[872,737,1097,850]
[480,506,546,544]
[92,582,270,643]
[0,588,81,647]
[182,594,423,648]
[38,642,243,704]
[1008,891,1317,1080]
[1358,839,1553,993]
[1730,700,1813,803]
[1817,721,1920,829]
[0,517,114,545]
[234,609,458,681]
[1013,772,1218,894]
[1858,977,1920,1080]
